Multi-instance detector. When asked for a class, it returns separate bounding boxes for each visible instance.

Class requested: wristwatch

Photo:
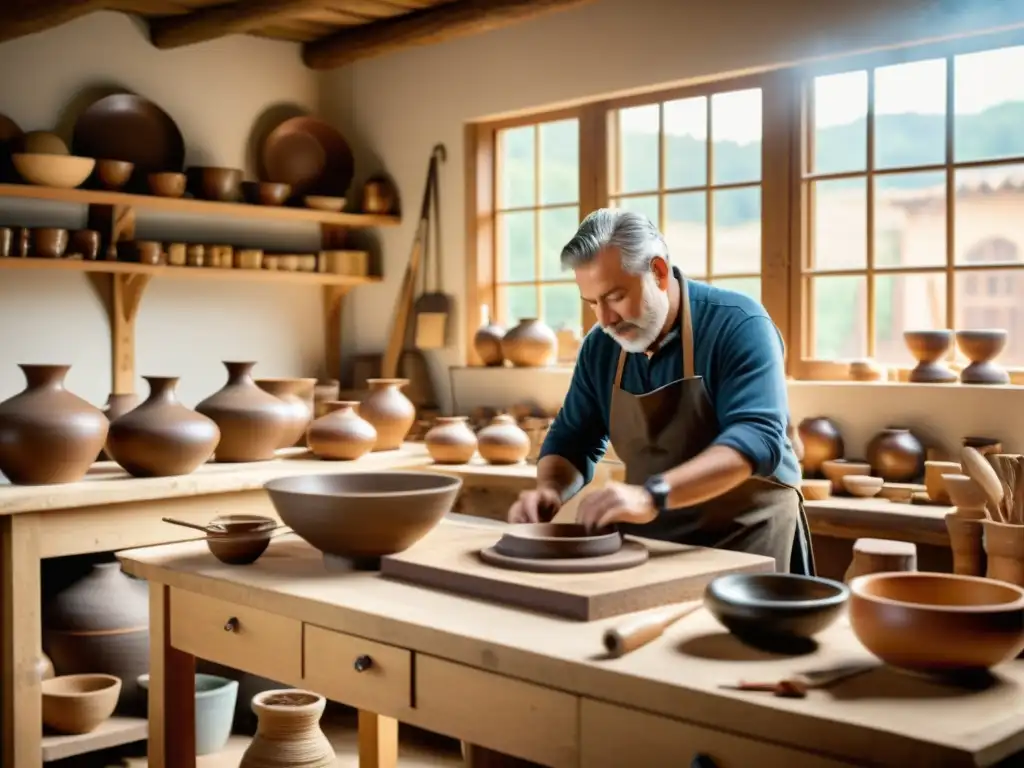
[643,474,671,514]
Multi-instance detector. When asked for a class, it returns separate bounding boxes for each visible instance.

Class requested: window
[802,42,1024,370]
[607,85,764,303]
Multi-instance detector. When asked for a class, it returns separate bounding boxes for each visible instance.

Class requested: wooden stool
[843,538,918,582]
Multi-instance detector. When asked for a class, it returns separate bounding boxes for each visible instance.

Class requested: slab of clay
[493,522,622,559]
[480,540,646,573]
[380,523,774,621]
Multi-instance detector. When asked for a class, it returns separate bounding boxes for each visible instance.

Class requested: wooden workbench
[118,519,1024,768]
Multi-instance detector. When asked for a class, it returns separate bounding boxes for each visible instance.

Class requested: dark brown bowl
[147,172,186,198]
[494,523,621,559]
[206,530,273,565]
[264,471,462,564]
[850,572,1024,674]
[186,166,243,202]
[241,180,291,206]
[705,573,849,644]
[93,159,134,190]
[32,228,69,258]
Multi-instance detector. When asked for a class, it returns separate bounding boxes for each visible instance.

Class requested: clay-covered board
[380,522,774,621]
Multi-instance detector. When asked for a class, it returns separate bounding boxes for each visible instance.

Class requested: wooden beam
[302,0,595,70]
[0,0,107,44]
[149,0,325,49]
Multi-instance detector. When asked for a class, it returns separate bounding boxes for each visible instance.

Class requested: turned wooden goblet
[904,330,957,383]
[956,329,1010,385]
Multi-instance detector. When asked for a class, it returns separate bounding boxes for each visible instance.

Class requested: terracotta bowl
[12,153,95,188]
[821,459,872,491]
[264,471,462,563]
[93,159,134,190]
[494,523,622,560]
[800,479,831,501]
[148,171,187,198]
[42,673,121,734]
[849,572,1024,674]
[842,474,883,498]
[241,180,291,206]
[704,573,850,644]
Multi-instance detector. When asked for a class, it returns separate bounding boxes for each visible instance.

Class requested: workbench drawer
[580,700,854,767]
[302,624,412,717]
[169,589,302,684]
[411,655,578,768]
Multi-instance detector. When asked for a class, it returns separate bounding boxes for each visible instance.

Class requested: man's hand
[507,486,563,524]
[575,481,657,531]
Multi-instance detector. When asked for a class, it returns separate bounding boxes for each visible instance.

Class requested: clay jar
[425,416,478,464]
[98,392,140,461]
[796,416,844,478]
[473,305,505,366]
[477,414,531,465]
[358,379,415,451]
[196,362,294,462]
[306,401,377,460]
[106,376,221,477]
[239,689,335,768]
[255,377,317,448]
[0,364,108,484]
[500,318,557,367]
[866,427,925,483]
[43,561,149,715]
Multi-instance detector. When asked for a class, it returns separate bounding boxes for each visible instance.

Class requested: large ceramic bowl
[849,572,1024,674]
[264,471,461,561]
[705,573,849,643]
[41,673,121,734]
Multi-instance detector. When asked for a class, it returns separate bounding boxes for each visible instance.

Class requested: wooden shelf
[41,716,147,762]
[0,255,380,287]
[0,183,400,228]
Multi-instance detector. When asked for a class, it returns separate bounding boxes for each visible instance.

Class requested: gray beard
[601,276,670,353]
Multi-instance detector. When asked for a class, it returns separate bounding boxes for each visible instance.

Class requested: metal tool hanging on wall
[411,144,452,349]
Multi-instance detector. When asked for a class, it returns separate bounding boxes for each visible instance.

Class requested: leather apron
[609,277,815,575]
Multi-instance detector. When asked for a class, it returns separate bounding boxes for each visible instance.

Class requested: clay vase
[983,521,1024,587]
[239,690,335,768]
[904,330,957,383]
[473,305,505,366]
[106,376,221,477]
[306,401,377,460]
[500,318,557,367]
[866,427,925,483]
[42,560,149,715]
[425,416,478,464]
[255,377,317,449]
[0,364,109,485]
[796,417,844,478]
[358,379,415,451]
[98,392,140,461]
[195,362,294,462]
[477,414,531,465]
[956,329,1010,385]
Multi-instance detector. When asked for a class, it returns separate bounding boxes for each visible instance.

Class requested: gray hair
[560,208,669,274]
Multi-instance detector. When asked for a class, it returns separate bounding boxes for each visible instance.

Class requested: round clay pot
[500,318,557,367]
[955,329,1010,385]
[306,401,377,460]
[477,414,530,465]
[98,392,140,461]
[239,689,335,768]
[358,379,415,451]
[195,362,294,462]
[866,427,925,483]
[43,561,149,715]
[0,364,109,485]
[106,376,221,477]
[796,417,844,478]
[473,305,505,366]
[425,416,478,464]
[904,330,957,383]
[255,377,317,449]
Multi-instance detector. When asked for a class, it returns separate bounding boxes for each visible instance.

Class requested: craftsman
[507,208,813,575]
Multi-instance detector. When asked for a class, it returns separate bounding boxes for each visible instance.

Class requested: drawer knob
[224,617,239,632]
[353,654,373,672]
[691,755,718,768]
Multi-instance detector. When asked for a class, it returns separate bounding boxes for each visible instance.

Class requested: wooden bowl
[849,572,1024,674]
[241,180,291,206]
[12,153,95,188]
[206,530,274,565]
[821,459,872,491]
[93,159,134,190]
[186,166,243,202]
[148,171,186,198]
[41,674,121,735]
[704,573,849,644]
[264,471,461,565]
[842,474,883,498]
[304,195,346,212]
[494,523,621,560]
[800,479,831,501]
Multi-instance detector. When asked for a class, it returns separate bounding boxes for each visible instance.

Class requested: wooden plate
[260,116,353,198]
[494,523,622,559]
[71,93,185,175]
[479,540,648,573]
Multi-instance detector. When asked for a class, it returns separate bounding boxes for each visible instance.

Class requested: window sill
[788,379,1024,392]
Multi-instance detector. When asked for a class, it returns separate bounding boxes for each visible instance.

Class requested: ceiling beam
[149,0,326,49]
[0,0,108,45]
[302,0,594,70]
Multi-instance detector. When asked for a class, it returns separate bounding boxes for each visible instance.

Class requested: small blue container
[137,673,239,756]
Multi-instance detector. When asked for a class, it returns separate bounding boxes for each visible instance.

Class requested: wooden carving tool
[603,602,701,657]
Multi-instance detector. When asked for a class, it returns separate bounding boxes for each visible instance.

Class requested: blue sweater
[539,275,801,490]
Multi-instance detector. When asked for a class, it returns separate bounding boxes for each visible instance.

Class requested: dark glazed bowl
[264,471,461,563]
[186,166,243,202]
[494,523,621,559]
[704,573,849,643]
[241,180,291,206]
